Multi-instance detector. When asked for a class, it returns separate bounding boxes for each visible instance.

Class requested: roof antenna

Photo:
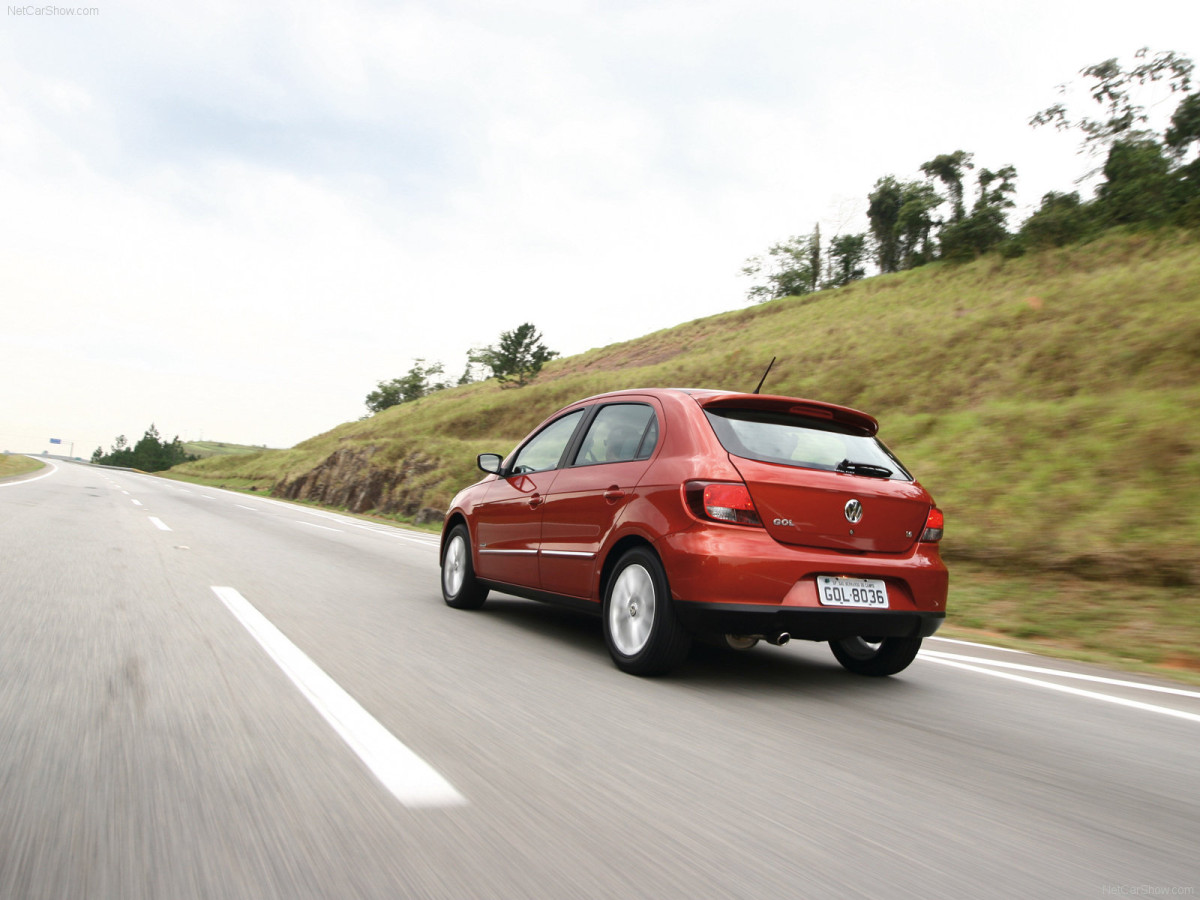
[753,356,776,395]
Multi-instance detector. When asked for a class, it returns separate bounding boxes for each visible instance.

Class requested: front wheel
[441,524,489,610]
[830,635,922,676]
[603,547,691,676]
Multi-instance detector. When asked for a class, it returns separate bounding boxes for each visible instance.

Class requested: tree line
[365,322,557,414]
[91,424,197,471]
[744,48,1200,302]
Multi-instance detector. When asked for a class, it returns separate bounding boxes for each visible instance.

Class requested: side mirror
[477,453,504,475]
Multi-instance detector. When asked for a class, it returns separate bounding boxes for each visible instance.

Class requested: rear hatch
[698,395,931,553]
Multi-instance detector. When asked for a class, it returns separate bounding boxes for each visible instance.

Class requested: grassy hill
[171,229,1200,677]
[0,454,45,479]
[182,440,274,459]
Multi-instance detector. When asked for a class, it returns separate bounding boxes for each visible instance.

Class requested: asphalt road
[2,460,1197,899]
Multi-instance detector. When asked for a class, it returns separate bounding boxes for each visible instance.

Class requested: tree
[1031,48,1194,159]
[93,424,196,471]
[921,151,975,222]
[1165,92,1200,160]
[1030,48,1198,226]
[455,365,474,386]
[867,176,904,273]
[132,424,168,471]
[365,359,447,413]
[825,233,867,287]
[894,181,943,270]
[867,177,941,272]
[470,323,557,388]
[1096,138,1177,225]
[741,227,821,302]
[1018,191,1094,249]
[938,164,1019,259]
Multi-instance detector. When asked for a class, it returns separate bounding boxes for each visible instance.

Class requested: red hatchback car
[440,388,947,676]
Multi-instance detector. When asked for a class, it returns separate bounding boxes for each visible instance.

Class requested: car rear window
[704,408,912,481]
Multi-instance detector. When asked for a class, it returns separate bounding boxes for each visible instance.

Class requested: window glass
[510,409,585,474]
[704,408,912,481]
[575,404,658,465]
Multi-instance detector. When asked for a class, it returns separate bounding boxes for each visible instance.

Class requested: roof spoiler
[695,393,879,437]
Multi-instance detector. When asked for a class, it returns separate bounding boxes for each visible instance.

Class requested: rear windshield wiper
[836,459,893,479]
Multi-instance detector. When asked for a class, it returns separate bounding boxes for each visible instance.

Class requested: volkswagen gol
[440,388,947,676]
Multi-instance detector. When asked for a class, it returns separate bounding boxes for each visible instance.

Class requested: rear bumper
[673,603,944,642]
[655,525,948,641]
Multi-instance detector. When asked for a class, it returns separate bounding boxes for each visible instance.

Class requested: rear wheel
[830,635,922,676]
[441,524,488,610]
[603,548,691,676]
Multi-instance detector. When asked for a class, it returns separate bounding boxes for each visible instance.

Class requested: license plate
[817,576,889,608]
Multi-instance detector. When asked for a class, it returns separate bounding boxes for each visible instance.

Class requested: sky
[2,0,1197,456]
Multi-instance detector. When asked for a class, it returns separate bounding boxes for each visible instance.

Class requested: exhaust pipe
[724,632,791,650]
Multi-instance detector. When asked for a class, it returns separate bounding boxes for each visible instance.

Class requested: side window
[574,404,659,466]
[510,409,586,474]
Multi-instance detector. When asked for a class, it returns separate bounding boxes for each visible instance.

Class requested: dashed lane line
[211,586,466,808]
[296,521,340,532]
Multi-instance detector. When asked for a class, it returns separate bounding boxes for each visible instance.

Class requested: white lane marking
[923,656,1200,725]
[150,479,439,546]
[928,636,1027,654]
[292,508,438,546]
[132,499,143,507]
[924,650,1200,699]
[296,521,340,532]
[148,517,172,531]
[0,458,59,487]
[278,507,435,545]
[210,587,466,808]
[375,529,440,547]
[337,520,439,547]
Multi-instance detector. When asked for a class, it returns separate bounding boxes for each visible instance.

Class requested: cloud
[1,0,1196,454]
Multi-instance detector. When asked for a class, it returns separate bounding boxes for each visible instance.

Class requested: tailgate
[729,455,931,553]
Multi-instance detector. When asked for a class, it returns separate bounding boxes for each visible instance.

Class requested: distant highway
[2,461,1197,898]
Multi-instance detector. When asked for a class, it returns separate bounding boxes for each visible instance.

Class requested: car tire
[829,635,922,676]
[603,547,691,676]
[441,524,489,610]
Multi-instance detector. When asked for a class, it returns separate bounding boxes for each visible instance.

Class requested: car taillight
[685,481,763,527]
[920,507,944,542]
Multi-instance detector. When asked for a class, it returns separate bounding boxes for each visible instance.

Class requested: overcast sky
[2,0,1196,455]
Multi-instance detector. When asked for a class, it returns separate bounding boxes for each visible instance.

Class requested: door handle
[528,494,544,509]
[603,487,626,502]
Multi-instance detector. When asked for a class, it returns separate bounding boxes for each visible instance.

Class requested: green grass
[182,440,274,458]
[0,454,45,479]
[170,228,1200,679]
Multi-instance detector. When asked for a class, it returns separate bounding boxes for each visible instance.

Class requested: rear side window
[574,404,658,465]
[704,408,912,481]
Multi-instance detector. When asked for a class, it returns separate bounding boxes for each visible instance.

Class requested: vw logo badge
[844,499,863,524]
